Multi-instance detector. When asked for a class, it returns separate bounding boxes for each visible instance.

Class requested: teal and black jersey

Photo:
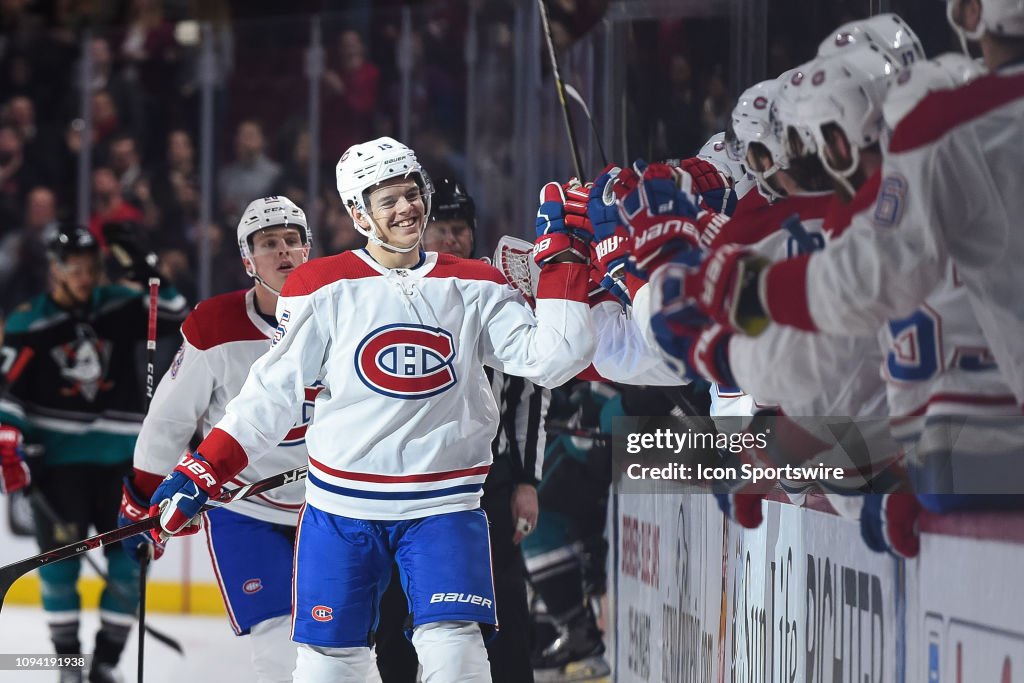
[0,284,187,467]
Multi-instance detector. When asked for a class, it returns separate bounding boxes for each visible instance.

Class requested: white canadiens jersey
[775,65,1024,407]
[134,289,311,525]
[730,187,887,417]
[207,250,594,520]
[881,260,1018,426]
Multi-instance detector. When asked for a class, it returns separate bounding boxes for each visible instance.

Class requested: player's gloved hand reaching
[533,179,592,266]
[148,452,226,544]
[0,425,30,494]
[679,156,737,216]
[679,243,772,337]
[612,160,703,279]
[648,254,736,386]
[118,470,166,562]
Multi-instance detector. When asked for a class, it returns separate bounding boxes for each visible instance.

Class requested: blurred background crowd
[0,0,955,310]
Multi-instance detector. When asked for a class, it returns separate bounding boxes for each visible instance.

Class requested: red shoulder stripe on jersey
[427,253,508,284]
[183,290,266,350]
[889,70,1024,154]
[280,251,379,298]
[309,455,490,483]
[198,427,250,481]
[763,254,816,332]
[536,262,591,302]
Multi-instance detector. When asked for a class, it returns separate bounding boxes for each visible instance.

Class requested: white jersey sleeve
[480,262,595,388]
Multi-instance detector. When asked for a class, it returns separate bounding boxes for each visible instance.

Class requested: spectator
[701,68,731,140]
[320,29,380,158]
[217,119,281,222]
[273,128,312,208]
[0,185,59,313]
[0,123,40,233]
[3,95,59,186]
[152,129,197,249]
[71,37,142,136]
[88,167,143,245]
[91,90,125,162]
[654,53,704,157]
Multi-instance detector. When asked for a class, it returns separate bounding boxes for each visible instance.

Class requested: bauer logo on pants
[355,324,457,399]
[311,605,333,622]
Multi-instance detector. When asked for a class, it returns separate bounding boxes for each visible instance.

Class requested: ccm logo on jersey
[355,324,457,399]
[429,593,493,608]
[311,605,333,622]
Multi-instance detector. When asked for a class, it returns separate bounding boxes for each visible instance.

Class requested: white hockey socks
[412,621,491,683]
[249,614,297,683]
[292,643,371,683]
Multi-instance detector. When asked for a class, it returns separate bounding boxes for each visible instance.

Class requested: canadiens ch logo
[242,578,263,594]
[311,605,333,622]
[355,324,457,399]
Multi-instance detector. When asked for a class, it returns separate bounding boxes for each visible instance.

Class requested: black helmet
[48,224,100,262]
[430,178,476,230]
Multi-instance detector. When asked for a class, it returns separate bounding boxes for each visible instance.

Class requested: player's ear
[351,206,372,231]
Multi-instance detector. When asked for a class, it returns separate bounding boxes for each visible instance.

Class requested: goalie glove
[533,180,591,266]
[148,453,225,543]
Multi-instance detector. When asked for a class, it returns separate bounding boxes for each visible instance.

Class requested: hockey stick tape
[516,517,534,535]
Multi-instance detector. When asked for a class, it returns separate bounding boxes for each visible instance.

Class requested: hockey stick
[138,276,160,682]
[0,465,309,616]
[563,83,609,168]
[26,486,183,654]
[537,0,585,179]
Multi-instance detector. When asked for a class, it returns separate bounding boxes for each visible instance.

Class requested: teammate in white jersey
[146,137,595,683]
[687,0,1024,411]
[119,196,312,682]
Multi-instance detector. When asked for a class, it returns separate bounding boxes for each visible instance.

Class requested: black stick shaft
[0,466,309,615]
[537,0,585,179]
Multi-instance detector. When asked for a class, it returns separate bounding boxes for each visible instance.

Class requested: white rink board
[615,493,726,683]
[907,531,1024,682]
[723,501,898,683]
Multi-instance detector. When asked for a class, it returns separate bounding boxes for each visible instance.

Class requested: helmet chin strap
[363,214,423,254]
[245,259,283,297]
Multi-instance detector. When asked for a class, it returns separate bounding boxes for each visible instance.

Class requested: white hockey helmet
[237,195,310,263]
[730,79,789,200]
[818,13,925,67]
[882,53,986,130]
[335,136,434,253]
[696,132,757,202]
[774,46,898,195]
[947,0,1024,45]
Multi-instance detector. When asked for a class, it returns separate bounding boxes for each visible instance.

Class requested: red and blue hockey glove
[679,156,737,216]
[648,254,736,386]
[0,425,30,494]
[860,493,921,558]
[681,244,772,336]
[533,180,591,266]
[148,453,225,543]
[584,165,632,283]
[119,470,166,562]
[613,160,702,279]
